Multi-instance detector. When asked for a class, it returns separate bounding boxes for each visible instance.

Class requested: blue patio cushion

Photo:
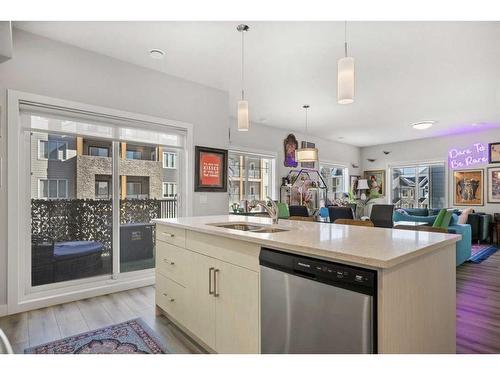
[54,241,104,260]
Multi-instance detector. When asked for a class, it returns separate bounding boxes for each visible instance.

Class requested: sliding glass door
[24,109,186,290]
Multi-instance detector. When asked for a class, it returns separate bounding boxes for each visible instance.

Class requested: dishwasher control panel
[293,258,375,288]
[260,247,376,294]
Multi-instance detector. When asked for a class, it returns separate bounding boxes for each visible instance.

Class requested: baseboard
[0,304,7,317]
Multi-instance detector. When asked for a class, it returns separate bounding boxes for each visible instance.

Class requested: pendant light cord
[305,107,308,134]
[344,20,348,57]
[241,30,245,100]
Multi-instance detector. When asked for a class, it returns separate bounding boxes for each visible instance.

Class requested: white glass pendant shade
[237,100,249,131]
[337,56,355,104]
[296,147,318,163]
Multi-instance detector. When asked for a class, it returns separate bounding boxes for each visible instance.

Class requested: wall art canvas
[487,167,500,203]
[194,146,228,192]
[453,169,483,206]
[363,170,385,197]
[489,142,500,163]
[283,134,298,168]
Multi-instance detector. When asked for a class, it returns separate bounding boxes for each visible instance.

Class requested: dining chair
[328,206,354,223]
[370,204,394,228]
[289,205,309,217]
[334,218,374,227]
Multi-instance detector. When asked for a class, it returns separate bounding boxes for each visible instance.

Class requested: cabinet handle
[208,267,215,295]
[162,293,168,297]
[170,298,175,302]
[170,261,175,265]
[162,232,175,238]
[214,269,220,297]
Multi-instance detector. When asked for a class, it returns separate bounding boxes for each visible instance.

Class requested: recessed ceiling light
[412,121,435,130]
[338,136,345,140]
[149,49,165,59]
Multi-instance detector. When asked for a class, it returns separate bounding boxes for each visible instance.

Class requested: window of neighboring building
[390,163,446,209]
[163,152,177,169]
[89,146,109,157]
[95,180,110,199]
[162,182,177,198]
[126,182,142,197]
[39,179,68,199]
[39,140,67,161]
[126,150,142,160]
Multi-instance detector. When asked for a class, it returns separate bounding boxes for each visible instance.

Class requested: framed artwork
[283,134,298,168]
[453,169,484,206]
[363,170,386,197]
[487,167,500,203]
[300,141,316,169]
[194,146,228,192]
[489,143,500,163]
[349,175,360,197]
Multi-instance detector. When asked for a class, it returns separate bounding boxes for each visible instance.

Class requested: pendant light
[337,21,355,104]
[296,105,319,163]
[237,24,250,131]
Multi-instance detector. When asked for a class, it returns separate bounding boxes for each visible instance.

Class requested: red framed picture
[194,146,228,192]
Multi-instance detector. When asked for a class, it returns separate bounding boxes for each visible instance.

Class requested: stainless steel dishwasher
[260,248,377,354]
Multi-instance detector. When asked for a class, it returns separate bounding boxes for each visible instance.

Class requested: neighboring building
[31,133,178,200]
[228,152,271,205]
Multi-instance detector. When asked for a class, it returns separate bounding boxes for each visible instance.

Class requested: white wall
[360,128,500,214]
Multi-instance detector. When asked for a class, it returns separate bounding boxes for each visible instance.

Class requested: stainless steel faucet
[256,196,279,225]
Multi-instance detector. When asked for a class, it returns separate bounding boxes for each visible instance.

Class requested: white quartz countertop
[153,215,460,269]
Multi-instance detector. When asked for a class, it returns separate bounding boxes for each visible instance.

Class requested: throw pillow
[458,208,473,224]
[432,209,447,228]
[396,209,409,215]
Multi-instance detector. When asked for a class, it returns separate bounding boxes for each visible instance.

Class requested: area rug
[24,318,169,354]
[468,244,498,263]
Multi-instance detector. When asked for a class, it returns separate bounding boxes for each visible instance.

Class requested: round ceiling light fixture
[412,121,436,130]
[149,49,166,59]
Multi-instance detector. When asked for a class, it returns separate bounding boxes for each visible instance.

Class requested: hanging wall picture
[489,142,500,163]
[487,167,500,203]
[363,170,385,197]
[194,146,228,192]
[283,134,298,168]
[453,169,483,206]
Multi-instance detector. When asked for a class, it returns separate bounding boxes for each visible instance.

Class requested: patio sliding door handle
[214,269,220,297]
[208,267,215,295]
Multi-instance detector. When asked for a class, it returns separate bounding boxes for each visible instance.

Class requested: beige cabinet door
[182,249,217,349]
[214,261,260,353]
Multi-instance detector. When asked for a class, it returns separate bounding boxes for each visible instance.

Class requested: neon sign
[448,143,488,169]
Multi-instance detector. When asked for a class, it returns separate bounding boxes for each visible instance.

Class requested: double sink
[209,222,289,234]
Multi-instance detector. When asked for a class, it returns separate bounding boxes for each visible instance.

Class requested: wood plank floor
[0,286,204,354]
[457,250,500,354]
[2,252,500,354]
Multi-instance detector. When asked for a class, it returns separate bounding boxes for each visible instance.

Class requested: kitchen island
[153,215,460,354]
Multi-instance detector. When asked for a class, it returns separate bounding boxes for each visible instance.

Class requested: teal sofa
[393,208,471,266]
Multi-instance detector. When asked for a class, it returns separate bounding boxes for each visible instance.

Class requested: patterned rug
[468,244,498,263]
[25,318,169,354]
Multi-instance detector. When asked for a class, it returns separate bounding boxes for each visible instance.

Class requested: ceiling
[14,21,500,147]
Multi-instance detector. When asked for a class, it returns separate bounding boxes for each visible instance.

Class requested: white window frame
[388,160,448,209]
[162,182,177,198]
[162,151,177,169]
[38,178,68,199]
[7,90,194,315]
[95,179,111,199]
[38,139,68,161]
